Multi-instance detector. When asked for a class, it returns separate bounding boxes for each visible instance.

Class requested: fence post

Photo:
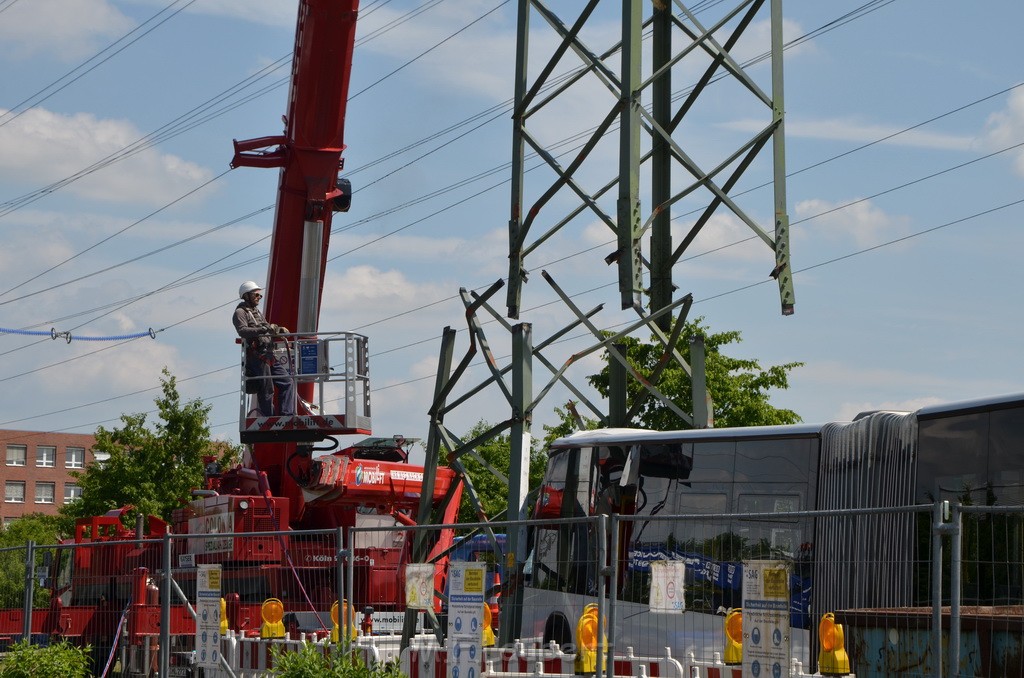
[22,540,34,642]
[931,499,954,678]
[160,531,172,677]
[346,526,355,644]
[596,514,607,678]
[606,514,619,678]
[336,525,346,648]
[949,503,963,677]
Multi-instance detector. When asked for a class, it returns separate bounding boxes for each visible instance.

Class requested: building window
[36,446,56,468]
[5,445,26,467]
[35,482,55,504]
[66,447,85,469]
[64,484,82,504]
[5,482,25,504]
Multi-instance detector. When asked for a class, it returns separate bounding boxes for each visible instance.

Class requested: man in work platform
[233,281,296,417]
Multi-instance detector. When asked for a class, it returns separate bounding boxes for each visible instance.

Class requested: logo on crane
[354,464,387,486]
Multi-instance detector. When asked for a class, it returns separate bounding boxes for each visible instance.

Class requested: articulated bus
[521,392,1024,665]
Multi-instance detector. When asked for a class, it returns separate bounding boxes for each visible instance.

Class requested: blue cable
[0,327,158,343]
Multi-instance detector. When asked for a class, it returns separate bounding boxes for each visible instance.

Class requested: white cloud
[317,265,458,333]
[835,397,947,423]
[0,108,214,206]
[795,197,912,248]
[983,88,1024,177]
[729,18,817,66]
[0,0,134,61]
[37,336,184,398]
[181,0,296,28]
[356,1,516,103]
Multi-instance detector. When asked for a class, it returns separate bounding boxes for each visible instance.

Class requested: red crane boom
[232,0,358,335]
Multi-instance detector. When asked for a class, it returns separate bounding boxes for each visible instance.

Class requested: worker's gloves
[268,323,289,335]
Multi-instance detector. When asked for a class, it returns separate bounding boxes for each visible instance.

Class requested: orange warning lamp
[482,603,496,647]
[818,612,851,675]
[260,598,285,639]
[574,603,606,674]
[724,608,743,665]
[330,599,357,642]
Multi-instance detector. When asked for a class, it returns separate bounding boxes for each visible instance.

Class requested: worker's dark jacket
[232,303,278,387]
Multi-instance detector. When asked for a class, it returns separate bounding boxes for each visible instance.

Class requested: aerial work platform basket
[238,331,371,444]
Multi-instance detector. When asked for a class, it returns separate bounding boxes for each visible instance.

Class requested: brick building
[0,429,105,526]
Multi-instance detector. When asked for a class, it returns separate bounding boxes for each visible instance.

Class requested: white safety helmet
[238,281,263,299]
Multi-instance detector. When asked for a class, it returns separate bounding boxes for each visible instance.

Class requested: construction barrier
[218,630,385,676]
[401,643,687,678]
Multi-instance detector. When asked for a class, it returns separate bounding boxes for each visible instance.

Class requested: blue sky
[1,0,1022,449]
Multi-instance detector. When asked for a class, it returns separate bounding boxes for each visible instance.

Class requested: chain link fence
[0,501,1019,677]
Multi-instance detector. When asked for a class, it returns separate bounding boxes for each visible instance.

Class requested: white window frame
[36,446,56,468]
[5,445,26,467]
[4,482,25,504]
[35,482,55,504]
[66,447,85,469]
[64,484,82,504]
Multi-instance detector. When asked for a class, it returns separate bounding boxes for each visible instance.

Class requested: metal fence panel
[3,501,1023,678]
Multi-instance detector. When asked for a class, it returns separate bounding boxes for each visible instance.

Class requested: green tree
[541,403,600,450]
[0,514,62,609]
[586,317,802,430]
[61,368,235,526]
[456,422,548,523]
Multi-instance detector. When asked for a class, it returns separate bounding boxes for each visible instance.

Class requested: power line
[0,0,198,130]
[7,1,1020,430]
[3,76,1019,354]
[5,163,1020,426]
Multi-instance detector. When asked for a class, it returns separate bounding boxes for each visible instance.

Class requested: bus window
[735,494,803,559]
[531,446,598,595]
[623,492,730,610]
[532,522,596,595]
[535,447,594,519]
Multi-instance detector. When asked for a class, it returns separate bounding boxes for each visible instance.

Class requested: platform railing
[237,331,371,444]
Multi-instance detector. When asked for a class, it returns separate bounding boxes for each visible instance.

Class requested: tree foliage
[586,317,802,430]
[61,369,236,526]
[456,422,548,523]
[0,514,62,609]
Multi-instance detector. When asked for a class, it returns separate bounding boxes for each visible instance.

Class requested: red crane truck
[0,1,464,674]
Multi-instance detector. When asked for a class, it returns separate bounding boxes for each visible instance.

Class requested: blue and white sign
[196,564,222,670]
[742,560,790,678]
[447,562,486,678]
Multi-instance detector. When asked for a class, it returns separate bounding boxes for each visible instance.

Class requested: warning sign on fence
[196,564,222,670]
[405,563,435,610]
[648,560,686,613]
[742,560,790,678]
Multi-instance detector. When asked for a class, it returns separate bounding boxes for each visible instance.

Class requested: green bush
[269,643,404,678]
[0,639,92,678]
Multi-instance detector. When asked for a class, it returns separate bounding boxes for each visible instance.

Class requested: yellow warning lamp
[482,603,495,647]
[219,597,228,635]
[724,608,743,665]
[818,612,851,676]
[330,600,357,642]
[260,598,286,639]
[573,603,606,674]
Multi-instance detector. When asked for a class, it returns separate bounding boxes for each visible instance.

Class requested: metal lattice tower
[409,0,793,647]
